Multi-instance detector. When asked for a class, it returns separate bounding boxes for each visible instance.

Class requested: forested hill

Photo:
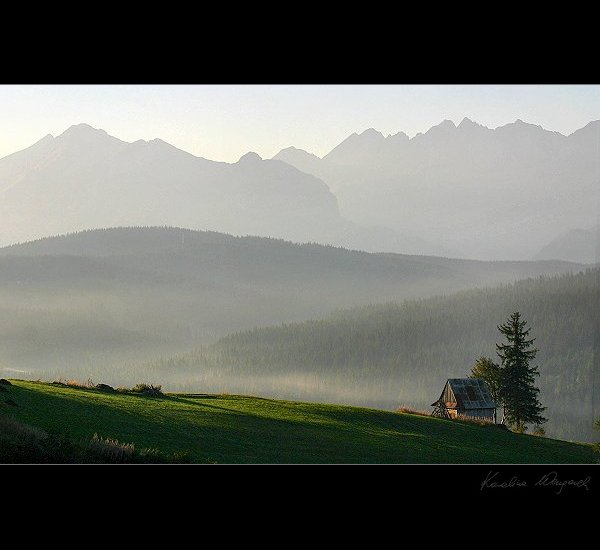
[150,269,600,443]
[0,227,584,289]
[0,227,584,377]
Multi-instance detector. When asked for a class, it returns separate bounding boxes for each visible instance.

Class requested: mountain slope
[149,268,600,443]
[1,380,594,463]
[274,118,600,260]
[0,227,584,378]
[0,124,346,248]
[535,225,599,264]
[0,123,455,256]
[274,146,323,175]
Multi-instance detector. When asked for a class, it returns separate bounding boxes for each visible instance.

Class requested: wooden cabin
[431,378,496,422]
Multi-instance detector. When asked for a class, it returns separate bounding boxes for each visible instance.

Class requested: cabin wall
[443,384,455,405]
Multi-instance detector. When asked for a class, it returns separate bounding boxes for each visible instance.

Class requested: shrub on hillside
[87,434,135,463]
[0,415,47,443]
[87,435,174,464]
[171,450,193,463]
[0,416,70,463]
[131,383,163,397]
[0,415,176,463]
[52,378,95,390]
[50,379,164,397]
[137,447,163,463]
[396,406,430,417]
[532,425,546,437]
[455,414,495,427]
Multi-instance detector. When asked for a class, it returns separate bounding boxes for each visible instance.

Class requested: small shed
[431,378,496,423]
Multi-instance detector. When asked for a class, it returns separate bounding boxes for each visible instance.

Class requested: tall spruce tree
[496,312,546,432]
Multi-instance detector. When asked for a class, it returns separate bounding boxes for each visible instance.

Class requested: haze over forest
[0,110,598,444]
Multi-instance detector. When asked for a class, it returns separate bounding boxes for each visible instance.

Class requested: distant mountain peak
[130,137,169,147]
[413,119,457,141]
[275,146,321,160]
[456,118,492,137]
[513,119,540,129]
[568,119,600,138]
[238,151,263,163]
[499,119,544,132]
[388,131,409,141]
[148,138,176,148]
[458,117,482,128]
[59,123,109,139]
[322,127,387,164]
[425,119,456,135]
[360,128,385,139]
[582,119,600,129]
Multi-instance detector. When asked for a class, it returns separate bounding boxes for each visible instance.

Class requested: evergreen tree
[496,312,546,432]
[470,356,501,404]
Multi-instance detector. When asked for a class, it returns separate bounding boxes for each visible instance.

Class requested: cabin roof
[432,378,496,409]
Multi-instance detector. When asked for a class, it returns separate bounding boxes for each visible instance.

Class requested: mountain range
[2,119,597,261]
[0,124,447,256]
[274,118,600,261]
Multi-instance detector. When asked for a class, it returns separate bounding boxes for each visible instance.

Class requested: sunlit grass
[0,379,595,464]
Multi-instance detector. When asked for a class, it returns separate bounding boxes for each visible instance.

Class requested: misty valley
[0,227,596,444]
[0,114,598,464]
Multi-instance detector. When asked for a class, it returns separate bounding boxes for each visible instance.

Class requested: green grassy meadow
[0,380,595,464]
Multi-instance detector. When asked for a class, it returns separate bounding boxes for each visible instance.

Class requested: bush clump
[397,406,430,417]
[51,378,95,390]
[171,450,193,463]
[532,425,546,437]
[131,383,163,397]
[87,433,135,463]
[0,416,184,463]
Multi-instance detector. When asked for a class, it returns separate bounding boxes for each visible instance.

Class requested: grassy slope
[1,380,595,464]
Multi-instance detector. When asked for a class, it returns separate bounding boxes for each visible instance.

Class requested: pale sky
[0,84,598,163]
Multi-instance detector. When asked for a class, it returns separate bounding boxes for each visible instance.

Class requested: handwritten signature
[481,470,591,494]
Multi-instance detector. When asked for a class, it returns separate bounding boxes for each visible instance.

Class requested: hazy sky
[1,85,598,163]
